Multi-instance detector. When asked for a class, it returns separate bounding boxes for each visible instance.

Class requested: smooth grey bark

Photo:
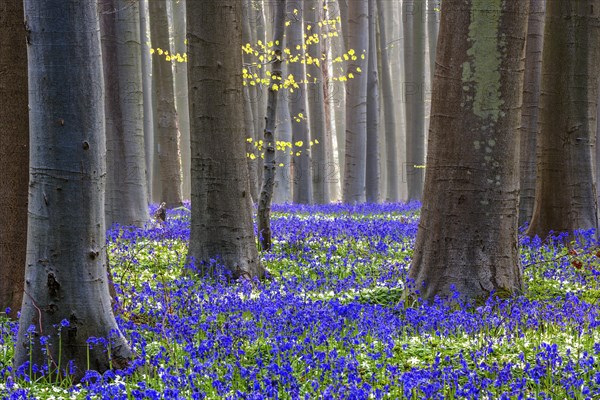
[403,0,426,201]
[187,0,264,278]
[426,0,440,79]
[242,0,260,201]
[149,0,183,208]
[527,0,600,239]
[376,0,399,202]
[274,63,293,204]
[140,0,155,203]
[100,0,150,228]
[0,0,28,320]
[172,0,191,201]
[306,0,331,204]
[409,0,529,301]
[287,0,314,204]
[343,0,368,203]
[15,0,132,381]
[518,0,546,227]
[258,0,286,251]
[366,0,380,202]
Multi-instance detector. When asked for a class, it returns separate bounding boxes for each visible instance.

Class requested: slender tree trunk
[343,0,368,203]
[0,0,28,319]
[149,0,183,208]
[404,0,426,201]
[140,0,155,203]
[527,0,600,239]
[100,0,150,228]
[409,0,529,301]
[391,0,407,200]
[376,0,399,202]
[518,0,546,227]
[242,0,260,201]
[288,0,314,204]
[306,0,331,204]
[15,0,133,380]
[274,62,293,204]
[258,0,286,251]
[172,0,191,201]
[426,0,440,80]
[366,0,380,202]
[187,0,264,278]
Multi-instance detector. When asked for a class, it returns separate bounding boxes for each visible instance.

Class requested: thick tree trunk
[343,0,368,203]
[187,0,264,279]
[100,0,150,228]
[15,0,133,381]
[409,0,529,301]
[0,0,28,319]
[404,0,426,201]
[307,0,331,204]
[518,0,546,227]
[149,0,183,208]
[172,0,191,201]
[366,0,380,202]
[258,0,286,251]
[287,0,314,204]
[527,0,600,239]
[376,0,399,202]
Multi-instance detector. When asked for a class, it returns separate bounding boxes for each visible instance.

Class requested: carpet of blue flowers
[1,202,600,399]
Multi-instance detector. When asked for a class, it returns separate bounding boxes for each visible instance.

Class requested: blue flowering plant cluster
[1,202,600,398]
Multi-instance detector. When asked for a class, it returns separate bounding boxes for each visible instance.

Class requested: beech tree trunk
[149,0,183,208]
[403,0,426,201]
[409,0,529,301]
[258,0,286,251]
[365,0,380,202]
[518,0,546,227]
[187,0,264,278]
[527,0,600,239]
[274,63,293,204]
[172,0,191,200]
[100,0,150,228]
[15,0,132,381]
[139,0,155,203]
[287,0,313,204]
[376,0,399,202]
[343,0,368,203]
[0,0,28,319]
[307,0,331,204]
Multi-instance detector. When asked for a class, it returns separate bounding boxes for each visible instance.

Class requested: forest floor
[1,202,600,399]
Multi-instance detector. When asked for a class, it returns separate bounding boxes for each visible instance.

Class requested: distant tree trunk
[100,0,150,228]
[274,63,293,204]
[0,0,28,319]
[15,0,133,381]
[426,0,440,79]
[376,0,399,202]
[518,0,546,227]
[187,0,264,278]
[140,0,155,202]
[172,0,191,200]
[409,0,529,301]
[404,0,426,201]
[287,0,313,204]
[306,0,330,204]
[242,0,260,201]
[258,0,286,251]
[343,0,368,203]
[149,0,183,208]
[527,0,600,239]
[366,0,380,202]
